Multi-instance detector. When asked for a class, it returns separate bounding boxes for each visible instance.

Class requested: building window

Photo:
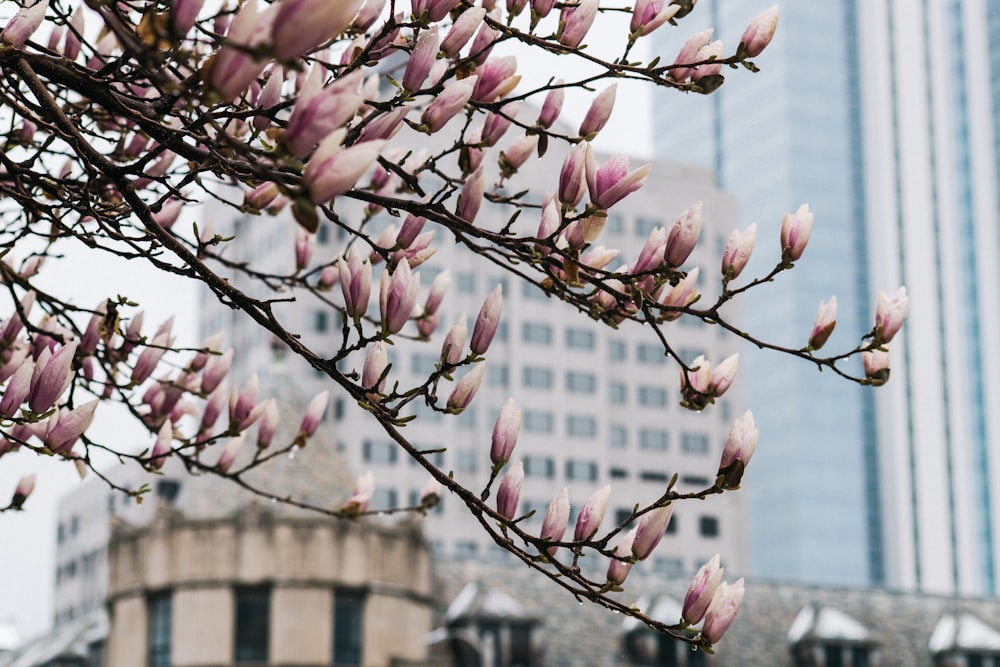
[609,467,627,479]
[333,590,364,666]
[147,592,171,667]
[522,322,552,344]
[523,411,553,433]
[156,480,180,503]
[312,310,329,333]
[524,456,555,479]
[652,557,684,577]
[605,213,625,234]
[317,224,331,245]
[609,382,627,404]
[456,272,476,293]
[363,440,397,463]
[522,366,554,388]
[640,471,669,483]
[522,281,548,300]
[681,433,709,454]
[609,424,628,448]
[635,216,661,237]
[455,541,478,557]
[456,450,477,473]
[412,353,438,375]
[637,344,666,365]
[699,516,719,537]
[682,475,709,488]
[639,429,668,451]
[565,328,595,349]
[638,386,667,407]
[234,588,270,663]
[608,340,626,361]
[565,459,598,482]
[487,364,509,387]
[567,415,597,437]
[566,371,596,393]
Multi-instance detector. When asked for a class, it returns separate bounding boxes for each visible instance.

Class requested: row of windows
[148,588,364,667]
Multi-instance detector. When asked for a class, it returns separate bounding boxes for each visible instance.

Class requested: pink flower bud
[470,285,503,355]
[447,364,485,411]
[468,16,500,63]
[19,119,36,145]
[286,68,365,158]
[669,28,714,82]
[304,132,387,205]
[363,342,389,397]
[299,390,328,438]
[272,0,365,60]
[780,203,814,261]
[630,0,679,36]
[421,76,477,133]
[255,399,279,449]
[809,296,837,350]
[631,504,673,560]
[230,374,260,426]
[540,487,570,555]
[606,528,636,585]
[665,201,702,267]
[875,287,909,344]
[441,315,468,365]
[457,165,486,223]
[740,5,778,58]
[46,24,63,54]
[208,0,274,101]
[579,84,616,139]
[152,199,184,229]
[559,141,589,206]
[397,215,427,250]
[358,104,412,143]
[537,82,564,128]
[353,0,387,30]
[721,222,756,280]
[499,134,539,176]
[342,471,375,514]
[483,101,521,147]
[558,0,597,48]
[709,353,738,397]
[496,461,524,519]
[702,579,745,644]
[660,267,701,319]
[29,341,77,414]
[0,355,33,418]
[586,149,652,210]
[216,435,244,473]
[471,56,520,104]
[380,259,421,334]
[631,226,667,275]
[490,398,521,467]
[863,348,890,387]
[682,554,723,624]
[339,248,372,321]
[412,0,459,21]
[2,0,48,48]
[131,333,170,386]
[200,382,229,434]
[201,348,233,395]
[244,182,281,210]
[580,245,619,271]
[719,410,758,489]
[441,7,486,56]
[45,399,98,454]
[423,269,451,318]
[692,40,725,82]
[403,27,440,93]
[10,473,36,509]
[172,0,205,35]
[150,421,172,470]
[295,228,315,272]
[574,484,610,541]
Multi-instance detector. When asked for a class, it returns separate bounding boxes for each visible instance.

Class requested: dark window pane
[510,623,533,667]
[823,644,843,667]
[148,592,171,667]
[234,588,269,663]
[699,516,719,537]
[851,647,870,667]
[333,591,364,665]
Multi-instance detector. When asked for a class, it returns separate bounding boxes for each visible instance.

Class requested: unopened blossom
[342,471,375,514]
[362,342,389,397]
[420,477,443,508]
[447,365,485,411]
[862,348,890,387]
[490,398,522,468]
[631,226,668,276]
[358,105,413,143]
[692,40,725,83]
[586,150,652,210]
[150,421,172,470]
[397,215,427,250]
[457,166,486,223]
[294,228,315,272]
[152,199,184,229]
[532,0,557,18]
[285,68,365,158]
[172,0,204,35]
[201,348,233,395]
[0,357,33,418]
[255,399,279,450]
[272,0,364,60]
[303,131,387,205]
[721,223,757,279]
[208,0,274,101]
[500,135,539,176]
[809,296,838,350]
[540,487,570,555]
[29,341,78,414]
[421,269,451,320]
[214,436,243,474]
[496,461,524,520]
[471,285,503,355]
[131,332,170,385]
[2,0,48,48]
[579,84,617,138]
[631,504,674,560]
[199,383,229,435]
[702,579,745,644]
[660,267,700,319]
[669,28,714,82]
[559,142,589,206]
[780,203,814,261]
[558,0,598,48]
[45,400,98,454]
[244,182,280,210]
[402,28,440,93]
[468,15,500,63]
[630,0,679,36]
[483,101,521,146]
[875,287,909,344]
[230,374,261,428]
[665,201,703,267]
[581,245,620,271]
[353,0,387,30]
[471,56,520,104]
[338,248,372,321]
[380,259,421,334]
[740,5,779,58]
[682,554,724,624]
[412,0,458,21]
[10,473,36,509]
[719,411,758,489]
[298,390,329,439]
[681,354,714,408]
[441,7,486,56]
[709,353,739,397]
[607,528,637,585]
[441,315,468,365]
[537,82,565,128]
[460,125,486,175]
[574,484,610,541]
[420,74,479,133]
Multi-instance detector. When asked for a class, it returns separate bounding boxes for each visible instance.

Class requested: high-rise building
[654,1,1000,594]
[199,138,749,580]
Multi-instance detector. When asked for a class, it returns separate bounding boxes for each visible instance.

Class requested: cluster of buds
[681,555,745,645]
[680,353,738,411]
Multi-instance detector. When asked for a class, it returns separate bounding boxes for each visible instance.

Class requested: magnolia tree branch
[0,0,907,648]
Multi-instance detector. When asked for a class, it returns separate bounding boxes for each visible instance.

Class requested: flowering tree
[0,0,908,649]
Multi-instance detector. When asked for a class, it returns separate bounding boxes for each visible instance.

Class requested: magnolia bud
[540,487,570,555]
[682,554,723,624]
[447,365,485,412]
[702,579,745,644]
[470,285,503,355]
[496,461,524,519]
[874,287,909,344]
[10,473,36,509]
[809,296,838,350]
[780,204,814,261]
[721,223,757,280]
[718,411,758,489]
[631,504,673,560]
[740,5,779,58]
[490,398,522,467]
[574,484,610,541]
